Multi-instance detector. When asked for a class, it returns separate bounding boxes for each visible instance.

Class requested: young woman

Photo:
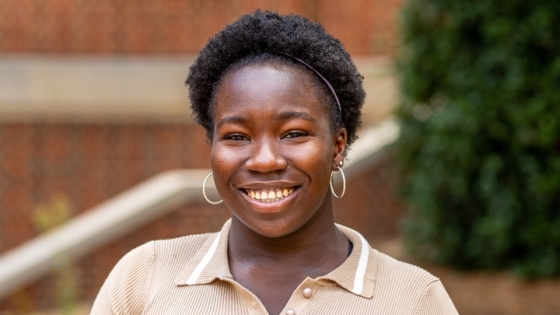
[92,10,458,315]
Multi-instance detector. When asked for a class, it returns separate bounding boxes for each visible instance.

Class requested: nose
[245,138,287,173]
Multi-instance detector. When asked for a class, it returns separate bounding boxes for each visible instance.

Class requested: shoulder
[119,233,218,288]
[116,232,215,275]
[91,232,217,314]
[151,232,216,260]
[374,249,439,287]
[372,250,458,314]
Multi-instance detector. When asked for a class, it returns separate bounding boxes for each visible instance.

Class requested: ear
[332,128,347,171]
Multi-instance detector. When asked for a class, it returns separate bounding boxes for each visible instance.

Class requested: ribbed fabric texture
[91,221,458,315]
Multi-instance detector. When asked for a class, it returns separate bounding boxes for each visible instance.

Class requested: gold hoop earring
[330,166,346,199]
[203,172,223,205]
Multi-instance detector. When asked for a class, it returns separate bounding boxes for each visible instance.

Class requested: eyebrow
[277,111,316,123]
[216,111,316,129]
[216,115,247,130]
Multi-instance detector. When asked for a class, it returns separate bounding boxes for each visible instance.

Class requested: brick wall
[0,0,403,56]
[0,123,211,254]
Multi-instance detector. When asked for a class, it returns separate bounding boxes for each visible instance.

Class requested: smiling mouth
[243,187,297,203]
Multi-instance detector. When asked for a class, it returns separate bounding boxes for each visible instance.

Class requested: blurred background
[0,1,558,314]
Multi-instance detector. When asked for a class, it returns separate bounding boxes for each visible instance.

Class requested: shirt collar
[175,220,377,299]
[174,220,233,286]
[318,224,377,298]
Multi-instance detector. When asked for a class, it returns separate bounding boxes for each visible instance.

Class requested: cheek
[285,141,332,171]
[211,147,231,170]
[210,147,238,197]
[210,145,247,175]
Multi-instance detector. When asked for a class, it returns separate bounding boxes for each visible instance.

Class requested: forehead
[213,62,329,118]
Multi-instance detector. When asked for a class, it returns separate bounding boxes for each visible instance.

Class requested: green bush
[394,0,560,277]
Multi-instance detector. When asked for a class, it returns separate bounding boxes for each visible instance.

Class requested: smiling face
[211,61,347,238]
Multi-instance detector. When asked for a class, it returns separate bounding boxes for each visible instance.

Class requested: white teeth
[246,188,295,203]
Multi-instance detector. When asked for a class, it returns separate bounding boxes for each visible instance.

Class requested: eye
[224,134,247,141]
[224,133,249,141]
[283,130,308,139]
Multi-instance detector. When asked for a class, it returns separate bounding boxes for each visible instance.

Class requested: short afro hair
[186,10,365,148]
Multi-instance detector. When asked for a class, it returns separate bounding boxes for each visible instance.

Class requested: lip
[238,185,301,213]
[238,180,300,189]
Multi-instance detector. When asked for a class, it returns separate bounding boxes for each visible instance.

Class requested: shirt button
[286,309,296,315]
[251,301,258,309]
[302,287,313,298]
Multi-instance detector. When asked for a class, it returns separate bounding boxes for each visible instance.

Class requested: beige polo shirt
[91,220,458,314]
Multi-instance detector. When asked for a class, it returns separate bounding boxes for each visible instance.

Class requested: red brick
[0,0,403,55]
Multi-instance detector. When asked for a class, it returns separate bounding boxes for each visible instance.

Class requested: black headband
[275,52,342,112]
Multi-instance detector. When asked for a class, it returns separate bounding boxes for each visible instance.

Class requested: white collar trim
[351,231,369,295]
[186,232,222,285]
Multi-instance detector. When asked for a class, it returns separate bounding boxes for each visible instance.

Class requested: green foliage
[33,194,72,232]
[31,194,79,314]
[395,0,560,277]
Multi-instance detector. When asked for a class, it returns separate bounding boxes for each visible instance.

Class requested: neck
[228,208,347,275]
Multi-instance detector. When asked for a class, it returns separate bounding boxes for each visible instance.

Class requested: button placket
[222,277,268,314]
[281,278,320,315]
[302,287,313,298]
